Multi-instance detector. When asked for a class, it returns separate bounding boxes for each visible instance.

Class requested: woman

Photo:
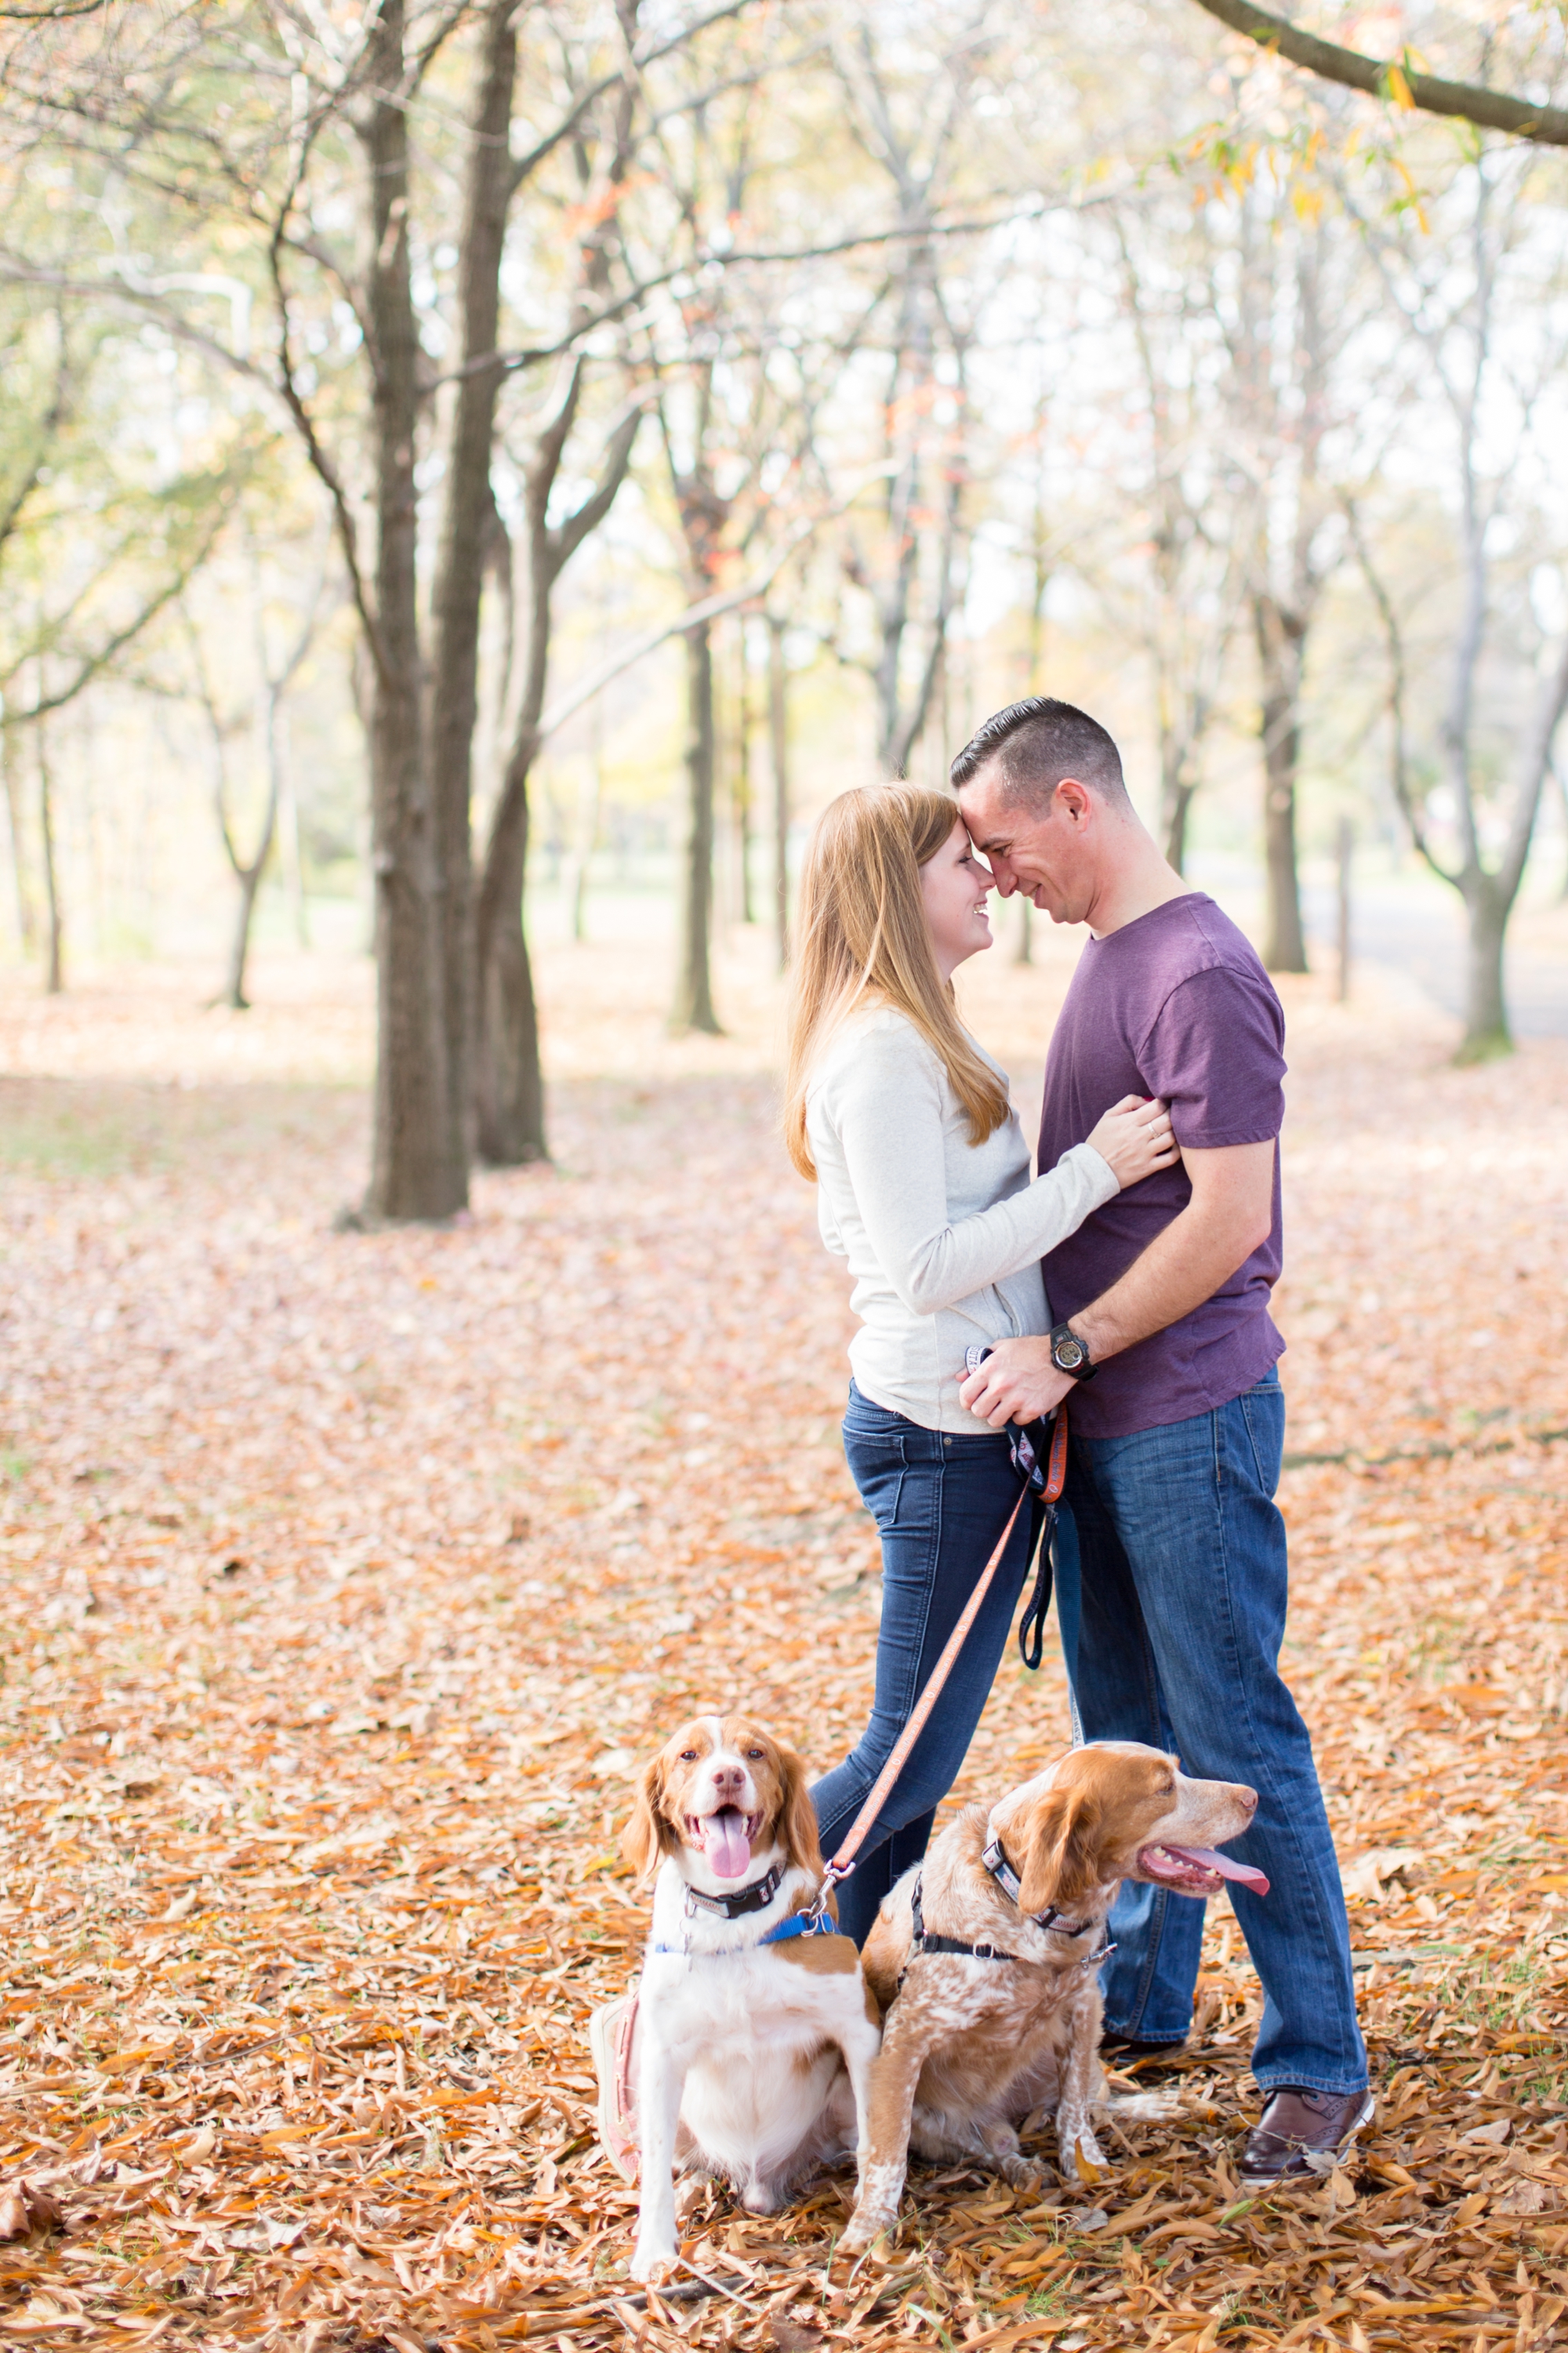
[786,784,1178,1944]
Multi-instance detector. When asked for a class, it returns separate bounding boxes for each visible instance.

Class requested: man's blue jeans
[1053,1367,1367,2096]
[811,1384,1035,1948]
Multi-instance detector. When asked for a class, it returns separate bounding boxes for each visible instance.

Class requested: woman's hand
[1084,1095,1181,1190]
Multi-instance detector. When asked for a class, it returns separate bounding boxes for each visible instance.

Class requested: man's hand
[959,1337,1073,1428]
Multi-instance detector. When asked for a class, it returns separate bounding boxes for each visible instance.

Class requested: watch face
[1054,1334,1085,1370]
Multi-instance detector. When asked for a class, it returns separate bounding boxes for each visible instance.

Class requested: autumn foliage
[0,931,1565,2350]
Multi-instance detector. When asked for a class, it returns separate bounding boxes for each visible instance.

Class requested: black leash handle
[1018,1500,1055,1671]
[961,1351,1069,1672]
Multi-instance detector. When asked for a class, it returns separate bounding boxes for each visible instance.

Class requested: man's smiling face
[955,759,1100,927]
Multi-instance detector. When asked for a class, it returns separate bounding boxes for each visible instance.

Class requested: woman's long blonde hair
[784,783,1010,1180]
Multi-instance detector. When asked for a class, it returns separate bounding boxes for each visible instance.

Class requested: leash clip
[804,1857,851,1930]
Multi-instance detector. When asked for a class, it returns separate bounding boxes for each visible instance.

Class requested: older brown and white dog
[841,1740,1265,2251]
[597,1715,881,2283]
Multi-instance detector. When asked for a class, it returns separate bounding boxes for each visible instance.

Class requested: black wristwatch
[1049,1321,1096,1382]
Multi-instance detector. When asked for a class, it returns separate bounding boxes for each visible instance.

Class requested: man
[952,695,1370,2188]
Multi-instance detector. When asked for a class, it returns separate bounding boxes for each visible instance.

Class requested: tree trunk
[768,612,789,970]
[1457,876,1511,1062]
[472,372,639,1161]
[36,717,61,995]
[671,619,720,1033]
[362,0,462,1222]
[223,681,285,1011]
[1160,740,1199,873]
[278,705,309,948]
[474,723,546,1161]
[225,863,266,1011]
[732,619,753,924]
[428,0,518,1190]
[3,727,34,950]
[1254,592,1308,973]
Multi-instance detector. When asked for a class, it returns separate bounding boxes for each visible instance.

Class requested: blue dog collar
[651,1907,842,1958]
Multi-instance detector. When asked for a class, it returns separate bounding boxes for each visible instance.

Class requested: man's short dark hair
[949,696,1129,811]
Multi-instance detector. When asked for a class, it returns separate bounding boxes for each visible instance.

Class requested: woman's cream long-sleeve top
[806,1008,1117,1436]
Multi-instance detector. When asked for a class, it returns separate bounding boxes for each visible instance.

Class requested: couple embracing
[789,696,1370,2184]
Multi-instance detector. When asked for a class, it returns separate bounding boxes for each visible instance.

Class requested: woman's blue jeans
[1053,1367,1367,2096]
[810,1383,1036,1948]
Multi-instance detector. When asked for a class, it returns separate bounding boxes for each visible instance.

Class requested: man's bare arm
[958,1140,1276,1427]
[1072,1139,1276,1361]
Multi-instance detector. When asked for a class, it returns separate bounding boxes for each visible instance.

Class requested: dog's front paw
[629,2239,679,2284]
[1000,2152,1044,2190]
[840,2158,906,2253]
[1058,2122,1108,2178]
[839,2206,891,2256]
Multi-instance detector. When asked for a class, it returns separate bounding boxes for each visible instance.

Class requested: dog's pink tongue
[704,1807,752,1879]
[1165,1843,1270,1897]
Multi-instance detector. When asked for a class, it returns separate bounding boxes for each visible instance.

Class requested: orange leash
[814,1403,1069,1906]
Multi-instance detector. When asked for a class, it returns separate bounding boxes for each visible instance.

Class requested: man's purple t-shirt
[1037,893,1285,1440]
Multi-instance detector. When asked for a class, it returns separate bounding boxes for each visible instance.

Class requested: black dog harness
[901,1836,1116,1981]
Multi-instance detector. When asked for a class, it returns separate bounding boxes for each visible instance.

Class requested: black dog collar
[683,1862,784,1920]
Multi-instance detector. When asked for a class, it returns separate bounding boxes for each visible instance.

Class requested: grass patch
[0,1077,365,1181]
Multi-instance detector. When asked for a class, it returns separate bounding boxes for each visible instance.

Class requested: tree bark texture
[474,528,554,1164]
[1254,592,1308,974]
[671,618,720,1033]
[428,0,518,1182]
[474,724,546,1163]
[362,0,462,1222]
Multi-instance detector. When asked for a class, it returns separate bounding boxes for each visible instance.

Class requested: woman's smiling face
[920,818,994,980]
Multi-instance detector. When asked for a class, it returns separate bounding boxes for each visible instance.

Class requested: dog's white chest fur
[642,1940,862,2174]
[615,1711,881,2284]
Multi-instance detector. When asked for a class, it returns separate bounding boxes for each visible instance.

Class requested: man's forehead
[955,768,1014,840]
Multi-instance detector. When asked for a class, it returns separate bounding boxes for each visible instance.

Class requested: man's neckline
[1087,888,1208,942]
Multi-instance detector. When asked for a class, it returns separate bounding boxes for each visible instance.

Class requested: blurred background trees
[0,0,1564,1210]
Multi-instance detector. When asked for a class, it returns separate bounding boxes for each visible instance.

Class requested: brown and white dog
[595,1715,881,2283]
[841,1740,1265,2250]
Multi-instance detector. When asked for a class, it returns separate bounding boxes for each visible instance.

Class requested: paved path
[1302,877,1568,1040]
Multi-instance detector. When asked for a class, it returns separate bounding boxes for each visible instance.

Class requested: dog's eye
[745,1748,766,1760]
[679,1749,699,1761]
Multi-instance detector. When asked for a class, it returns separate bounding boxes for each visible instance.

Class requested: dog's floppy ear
[1015,1784,1105,1917]
[775,1739,825,1877]
[621,1752,677,1885]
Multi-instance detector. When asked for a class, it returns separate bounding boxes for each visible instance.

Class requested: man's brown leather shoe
[1240,2087,1375,2187]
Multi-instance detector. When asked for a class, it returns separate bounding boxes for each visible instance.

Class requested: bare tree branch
[1343,496,1461,890]
[1188,0,1568,146]
[533,468,891,748]
[2,491,238,724]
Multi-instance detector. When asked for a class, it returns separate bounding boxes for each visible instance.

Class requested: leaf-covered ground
[1,928,1566,2352]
